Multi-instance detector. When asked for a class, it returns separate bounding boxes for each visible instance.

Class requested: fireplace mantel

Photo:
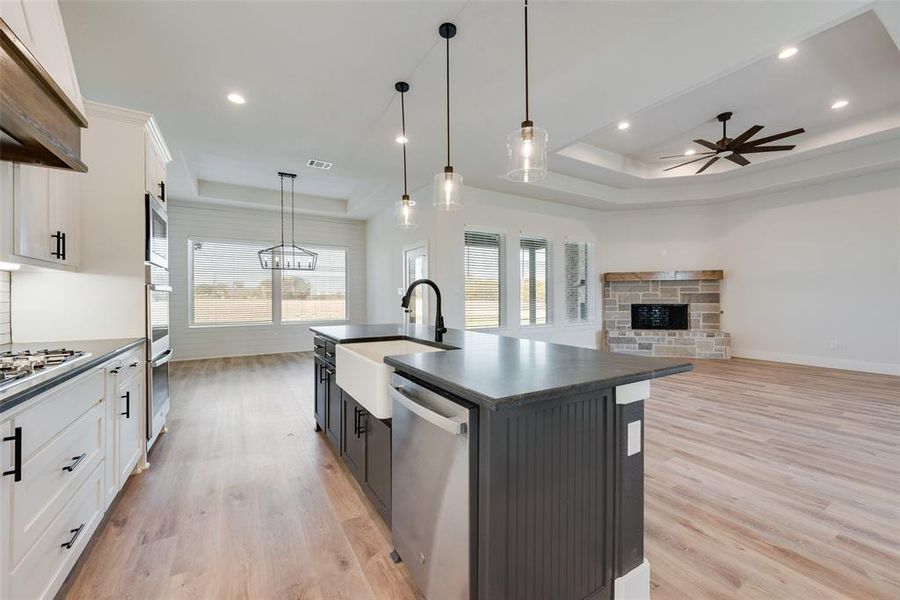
[603,270,723,282]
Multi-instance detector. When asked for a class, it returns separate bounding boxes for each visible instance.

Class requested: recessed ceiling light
[227,93,246,105]
[395,135,408,144]
[684,149,696,156]
[831,99,849,109]
[617,121,630,131]
[778,47,798,60]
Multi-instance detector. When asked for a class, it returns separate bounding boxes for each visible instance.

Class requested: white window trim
[187,236,351,328]
[518,232,552,328]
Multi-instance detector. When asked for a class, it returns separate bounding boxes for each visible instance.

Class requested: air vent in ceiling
[306,159,333,170]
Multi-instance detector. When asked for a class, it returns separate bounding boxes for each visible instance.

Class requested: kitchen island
[310,323,692,600]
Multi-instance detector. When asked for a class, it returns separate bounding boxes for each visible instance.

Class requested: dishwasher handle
[390,385,467,436]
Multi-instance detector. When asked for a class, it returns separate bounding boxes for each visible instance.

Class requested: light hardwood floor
[61,354,899,599]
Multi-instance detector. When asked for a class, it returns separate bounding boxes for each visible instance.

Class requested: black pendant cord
[290,175,296,263]
[524,0,530,123]
[445,35,451,167]
[401,90,409,196]
[279,174,285,247]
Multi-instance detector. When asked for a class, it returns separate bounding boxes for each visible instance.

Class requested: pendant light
[393,81,418,229]
[506,0,548,183]
[258,172,317,270]
[434,22,463,210]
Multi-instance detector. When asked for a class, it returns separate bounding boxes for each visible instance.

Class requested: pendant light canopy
[506,0,548,183]
[434,22,463,210]
[258,172,318,270]
[393,81,418,229]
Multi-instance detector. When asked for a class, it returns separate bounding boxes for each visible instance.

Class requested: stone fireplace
[601,270,731,359]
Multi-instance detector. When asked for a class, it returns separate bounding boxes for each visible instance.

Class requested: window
[564,241,593,323]
[190,239,273,325]
[281,246,347,322]
[403,245,428,324]
[464,230,505,329]
[190,239,348,326]
[520,235,549,326]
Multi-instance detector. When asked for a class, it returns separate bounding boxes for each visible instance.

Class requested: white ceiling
[59,0,898,218]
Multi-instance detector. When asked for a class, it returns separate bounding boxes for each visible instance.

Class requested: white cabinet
[5,164,81,269]
[144,130,167,200]
[0,347,146,599]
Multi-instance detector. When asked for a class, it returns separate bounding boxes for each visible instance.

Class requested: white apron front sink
[336,340,446,419]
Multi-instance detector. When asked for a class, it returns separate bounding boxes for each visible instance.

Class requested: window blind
[191,239,273,325]
[281,246,347,322]
[464,230,505,329]
[564,241,592,323]
[520,236,549,326]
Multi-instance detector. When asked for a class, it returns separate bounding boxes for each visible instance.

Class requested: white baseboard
[731,348,900,376]
[614,558,650,600]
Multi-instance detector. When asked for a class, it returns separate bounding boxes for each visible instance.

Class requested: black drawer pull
[61,231,67,261]
[353,407,367,438]
[120,391,131,418]
[61,523,85,549]
[129,362,140,368]
[62,453,87,473]
[2,427,22,482]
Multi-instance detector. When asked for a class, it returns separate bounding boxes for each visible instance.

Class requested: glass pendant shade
[433,169,463,211]
[507,123,548,183]
[394,195,418,229]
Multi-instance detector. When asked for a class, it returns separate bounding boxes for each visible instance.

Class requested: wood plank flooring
[60,354,899,599]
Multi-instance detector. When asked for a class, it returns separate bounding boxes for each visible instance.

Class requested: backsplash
[0,272,9,344]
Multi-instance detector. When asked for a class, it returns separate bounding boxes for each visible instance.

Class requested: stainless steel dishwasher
[390,372,476,600]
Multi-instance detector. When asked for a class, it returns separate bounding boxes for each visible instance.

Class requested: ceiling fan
[661,112,804,174]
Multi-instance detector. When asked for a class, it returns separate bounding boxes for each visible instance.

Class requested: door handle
[120,391,131,418]
[50,231,62,259]
[389,386,467,435]
[151,350,173,367]
[61,523,85,549]
[2,427,22,482]
[62,453,86,472]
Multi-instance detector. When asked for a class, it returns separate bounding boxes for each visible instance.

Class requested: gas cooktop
[0,349,90,391]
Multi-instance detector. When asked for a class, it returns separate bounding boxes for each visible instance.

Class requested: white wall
[0,272,10,344]
[367,186,606,348]
[596,170,900,375]
[366,170,900,374]
[169,202,366,360]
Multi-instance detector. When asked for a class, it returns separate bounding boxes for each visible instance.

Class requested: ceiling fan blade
[740,128,805,148]
[725,153,750,166]
[693,139,719,151]
[659,151,715,159]
[739,144,795,153]
[696,156,719,174]
[663,155,715,171]
[728,125,764,149]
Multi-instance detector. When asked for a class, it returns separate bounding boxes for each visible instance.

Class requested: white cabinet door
[116,375,143,485]
[13,165,51,262]
[48,169,80,267]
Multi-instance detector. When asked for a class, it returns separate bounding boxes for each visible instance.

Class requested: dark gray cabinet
[326,372,341,451]
[364,413,391,522]
[342,392,366,481]
[313,358,326,432]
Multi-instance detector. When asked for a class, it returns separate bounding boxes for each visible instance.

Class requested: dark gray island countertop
[0,337,145,414]
[310,324,692,410]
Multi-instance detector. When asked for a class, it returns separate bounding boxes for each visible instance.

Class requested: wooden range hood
[0,18,87,172]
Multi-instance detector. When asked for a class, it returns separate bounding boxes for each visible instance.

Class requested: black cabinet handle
[62,453,86,473]
[61,523,85,549]
[2,427,22,482]
[353,407,367,438]
[158,181,165,202]
[129,362,140,368]
[120,391,131,418]
[50,231,62,259]
[60,231,66,261]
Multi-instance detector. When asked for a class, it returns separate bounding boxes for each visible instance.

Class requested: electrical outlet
[828,339,841,351]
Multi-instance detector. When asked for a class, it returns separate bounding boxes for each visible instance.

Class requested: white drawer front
[10,463,104,600]
[11,403,104,567]
[15,369,104,459]
[115,349,144,389]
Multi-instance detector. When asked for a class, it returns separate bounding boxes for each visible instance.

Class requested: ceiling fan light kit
[661,111,805,174]
[394,81,418,229]
[434,22,464,211]
[258,172,318,271]
[506,0,549,183]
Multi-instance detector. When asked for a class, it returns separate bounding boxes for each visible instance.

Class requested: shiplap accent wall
[168,201,366,361]
[0,272,10,344]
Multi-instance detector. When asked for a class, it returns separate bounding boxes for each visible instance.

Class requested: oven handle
[151,350,173,368]
[149,284,173,292]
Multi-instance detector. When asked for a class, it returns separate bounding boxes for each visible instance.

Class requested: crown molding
[84,100,172,163]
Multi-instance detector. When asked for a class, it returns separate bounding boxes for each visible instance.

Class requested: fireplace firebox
[631,303,689,330]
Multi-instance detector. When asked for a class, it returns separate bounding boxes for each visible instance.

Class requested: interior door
[403,244,428,324]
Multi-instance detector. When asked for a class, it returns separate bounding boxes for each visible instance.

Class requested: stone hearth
[601,272,731,359]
